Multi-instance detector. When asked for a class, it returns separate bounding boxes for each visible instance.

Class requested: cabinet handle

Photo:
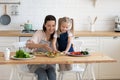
[113,36,118,39]
[74,37,79,39]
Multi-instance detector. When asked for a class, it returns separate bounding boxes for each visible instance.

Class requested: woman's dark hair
[43,15,56,41]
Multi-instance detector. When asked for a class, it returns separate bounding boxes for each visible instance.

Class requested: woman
[26,15,56,80]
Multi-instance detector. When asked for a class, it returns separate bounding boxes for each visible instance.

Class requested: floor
[0,65,120,80]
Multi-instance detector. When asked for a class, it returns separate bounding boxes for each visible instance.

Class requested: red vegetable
[70,52,82,55]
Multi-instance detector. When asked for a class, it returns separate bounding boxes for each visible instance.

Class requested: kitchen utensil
[11,5,19,15]
[0,5,11,25]
[88,16,92,25]
[93,16,97,24]
[21,20,33,31]
[114,16,120,32]
[88,16,97,25]
[88,16,97,31]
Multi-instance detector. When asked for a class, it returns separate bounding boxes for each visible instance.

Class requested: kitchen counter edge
[0,30,120,37]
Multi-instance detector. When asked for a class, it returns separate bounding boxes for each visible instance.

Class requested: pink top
[31,30,47,44]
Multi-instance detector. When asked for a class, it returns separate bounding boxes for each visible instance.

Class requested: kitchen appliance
[21,20,33,31]
[22,30,37,33]
[114,16,120,32]
[21,20,37,33]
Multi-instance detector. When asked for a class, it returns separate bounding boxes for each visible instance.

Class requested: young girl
[52,17,74,71]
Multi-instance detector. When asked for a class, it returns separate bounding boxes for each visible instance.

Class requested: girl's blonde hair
[57,17,74,34]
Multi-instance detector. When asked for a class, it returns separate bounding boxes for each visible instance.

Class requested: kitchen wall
[0,0,120,31]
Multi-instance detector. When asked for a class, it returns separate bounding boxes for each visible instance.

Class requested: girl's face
[60,22,70,33]
[45,21,56,34]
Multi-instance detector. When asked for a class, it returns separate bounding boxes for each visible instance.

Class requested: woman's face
[45,21,56,34]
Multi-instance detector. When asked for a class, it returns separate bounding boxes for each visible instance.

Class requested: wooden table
[0,52,116,80]
[0,52,116,64]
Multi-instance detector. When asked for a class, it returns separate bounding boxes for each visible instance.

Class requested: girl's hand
[63,51,68,54]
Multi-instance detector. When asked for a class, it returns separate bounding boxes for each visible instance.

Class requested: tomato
[71,52,82,55]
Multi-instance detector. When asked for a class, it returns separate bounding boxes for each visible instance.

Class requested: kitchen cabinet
[75,37,120,79]
[75,37,100,52]
[19,37,31,42]
[99,37,120,79]
[0,37,31,80]
[74,37,100,79]
[0,37,19,80]
[0,37,19,52]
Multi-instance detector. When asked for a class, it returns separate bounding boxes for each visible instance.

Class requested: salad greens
[15,49,30,58]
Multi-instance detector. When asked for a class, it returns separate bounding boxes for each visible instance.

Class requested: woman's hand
[26,40,52,52]
[42,44,52,52]
[26,40,35,49]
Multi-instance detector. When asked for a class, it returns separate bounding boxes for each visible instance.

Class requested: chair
[58,39,86,80]
[12,42,38,80]
[17,65,38,80]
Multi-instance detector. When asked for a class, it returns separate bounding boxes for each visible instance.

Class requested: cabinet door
[0,65,13,80]
[0,37,19,80]
[19,37,31,42]
[99,37,120,79]
[0,37,19,52]
[76,37,100,52]
[74,37,100,79]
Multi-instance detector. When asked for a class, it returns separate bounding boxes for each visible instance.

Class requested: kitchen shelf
[0,2,20,5]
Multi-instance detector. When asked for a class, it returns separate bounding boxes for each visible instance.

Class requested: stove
[22,30,37,33]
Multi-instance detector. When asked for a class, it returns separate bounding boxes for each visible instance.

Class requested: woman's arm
[26,40,52,52]
[26,30,52,52]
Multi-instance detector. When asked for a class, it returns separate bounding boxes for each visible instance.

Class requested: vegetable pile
[15,49,31,58]
[70,51,89,55]
[45,51,59,58]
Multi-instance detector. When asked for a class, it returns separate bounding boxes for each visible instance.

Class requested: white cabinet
[0,37,19,80]
[19,37,31,42]
[0,37,31,80]
[75,37,100,52]
[74,37,100,79]
[0,37,19,52]
[99,37,120,79]
[75,37,120,79]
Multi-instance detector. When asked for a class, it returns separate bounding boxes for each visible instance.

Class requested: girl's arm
[52,38,58,52]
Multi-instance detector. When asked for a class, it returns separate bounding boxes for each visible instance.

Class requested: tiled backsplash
[0,0,119,31]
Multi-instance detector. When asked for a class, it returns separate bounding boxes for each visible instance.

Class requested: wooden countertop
[74,31,120,37]
[0,30,120,37]
[0,52,116,64]
[0,30,33,37]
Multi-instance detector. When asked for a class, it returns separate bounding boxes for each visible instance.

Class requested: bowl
[45,52,60,58]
